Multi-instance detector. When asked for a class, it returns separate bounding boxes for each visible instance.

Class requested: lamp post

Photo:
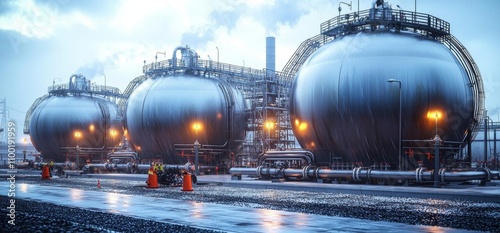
[52,78,61,93]
[216,46,219,70]
[102,74,107,93]
[387,79,402,170]
[433,133,441,188]
[155,51,166,69]
[427,111,442,188]
[193,123,202,176]
[22,138,27,162]
[338,1,352,17]
[427,111,442,136]
[74,131,82,170]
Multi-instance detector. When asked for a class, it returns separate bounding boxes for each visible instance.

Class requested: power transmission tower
[0,98,7,143]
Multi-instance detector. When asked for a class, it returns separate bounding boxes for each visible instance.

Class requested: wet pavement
[0,182,484,232]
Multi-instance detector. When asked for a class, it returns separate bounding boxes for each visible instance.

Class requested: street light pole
[216,47,219,70]
[193,123,201,176]
[23,138,27,162]
[102,74,106,92]
[194,140,199,176]
[433,133,441,188]
[427,111,442,188]
[387,79,402,170]
[74,131,82,170]
[52,78,61,93]
[155,51,166,70]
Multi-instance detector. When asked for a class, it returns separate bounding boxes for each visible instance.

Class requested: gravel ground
[0,195,222,233]
[2,175,500,232]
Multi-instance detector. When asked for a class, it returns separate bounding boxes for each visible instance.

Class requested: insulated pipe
[87,163,108,169]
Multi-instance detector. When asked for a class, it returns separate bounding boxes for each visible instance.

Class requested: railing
[143,57,293,96]
[143,58,268,80]
[440,34,485,133]
[140,56,296,154]
[281,34,331,83]
[23,94,49,134]
[321,8,449,38]
[118,75,147,114]
[48,83,122,97]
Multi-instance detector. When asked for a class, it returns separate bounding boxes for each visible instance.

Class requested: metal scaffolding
[121,46,297,163]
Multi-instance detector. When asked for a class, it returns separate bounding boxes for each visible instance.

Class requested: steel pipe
[229,167,499,183]
[258,150,315,165]
[53,162,76,170]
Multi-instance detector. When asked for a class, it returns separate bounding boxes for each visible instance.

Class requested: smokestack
[266,37,275,76]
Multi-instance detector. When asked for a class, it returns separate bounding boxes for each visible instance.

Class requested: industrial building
[18,1,499,185]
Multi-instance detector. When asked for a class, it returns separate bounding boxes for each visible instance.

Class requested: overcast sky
[1,0,499,142]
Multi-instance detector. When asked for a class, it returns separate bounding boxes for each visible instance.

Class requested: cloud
[0,0,94,39]
[257,0,311,34]
[179,0,312,51]
[0,1,16,15]
[35,0,116,17]
[75,60,105,80]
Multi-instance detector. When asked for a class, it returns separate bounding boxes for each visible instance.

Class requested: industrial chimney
[266,37,275,76]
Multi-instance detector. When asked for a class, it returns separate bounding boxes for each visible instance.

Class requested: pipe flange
[256,165,262,177]
[352,167,362,182]
[439,168,446,183]
[357,167,363,181]
[314,167,321,179]
[356,167,360,181]
[302,166,310,179]
[415,167,421,183]
[483,167,492,180]
[367,168,372,180]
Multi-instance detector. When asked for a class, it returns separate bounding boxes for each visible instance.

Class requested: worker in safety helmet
[153,162,159,173]
[157,162,164,173]
[49,160,54,171]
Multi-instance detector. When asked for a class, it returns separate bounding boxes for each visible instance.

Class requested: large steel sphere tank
[29,75,123,162]
[125,75,246,163]
[290,32,477,168]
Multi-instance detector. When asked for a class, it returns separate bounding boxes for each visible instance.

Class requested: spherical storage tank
[29,75,123,162]
[125,75,246,164]
[290,30,480,168]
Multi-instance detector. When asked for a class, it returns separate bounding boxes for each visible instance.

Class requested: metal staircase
[440,34,485,132]
[23,94,50,134]
[281,34,332,82]
[118,75,147,115]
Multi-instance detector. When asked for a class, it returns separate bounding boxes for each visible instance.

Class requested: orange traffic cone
[41,165,50,180]
[97,179,101,188]
[181,173,193,191]
[146,167,159,188]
